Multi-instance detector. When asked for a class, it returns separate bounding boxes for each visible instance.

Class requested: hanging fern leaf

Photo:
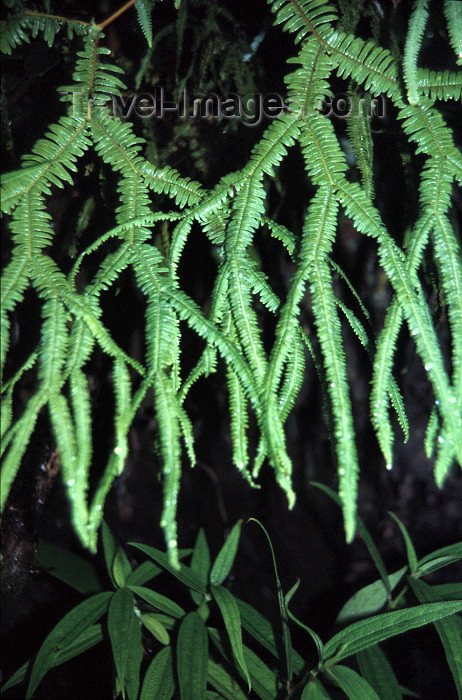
[1,0,461,565]
[444,0,462,66]
[403,0,429,105]
[135,0,153,47]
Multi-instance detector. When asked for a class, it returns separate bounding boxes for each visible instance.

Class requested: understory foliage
[2,505,462,699]
[1,0,462,567]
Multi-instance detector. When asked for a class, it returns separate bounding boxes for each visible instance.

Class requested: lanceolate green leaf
[248,518,295,680]
[416,541,462,576]
[324,600,462,664]
[128,542,205,592]
[1,625,104,694]
[102,520,118,588]
[177,612,208,700]
[107,587,143,700]
[234,597,280,659]
[211,585,251,690]
[113,545,133,588]
[129,585,185,618]
[207,660,248,700]
[336,567,407,625]
[125,560,162,586]
[190,528,211,604]
[26,592,112,698]
[356,645,402,700]
[301,676,331,699]
[210,520,243,585]
[241,645,278,700]
[37,540,102,594]
[327,664,381,700]
[140,647,175,700]
[409,578,462,698]
[141,614,170,645]
[389,512,418,574]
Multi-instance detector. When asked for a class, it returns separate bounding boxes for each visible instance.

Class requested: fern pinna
[1,0,461,564]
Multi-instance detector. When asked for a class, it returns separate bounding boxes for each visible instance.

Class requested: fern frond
[38,297,69,389]
[1,165,47,215]
[155,371,182,569]
[140,161,205,208]
[91,116,145,174]
[86,357,134,549]
[326,32,400,98]
[178,405,196,468]
[164,284,259,409]
[335,277,409,445]
[177,266,230,403]
[299,114,348,185]
[9,190,54,254]
[345,89,374,199]
[371,212,432,465]
[224,177,268,380]
[2,0,461,562]
[416,69,462,102]
[249,113,300,177]
[302,188,359,540]
[69,32,126,104]
[135,0,153,47]
[0,393,46,510]
[0,253,30,318]
[1,9,87,55]
[269,0,338,44]
[403,0,429,105]
[399,99,461,165]
[1,351,38,438]
[49,392,91,547]
[227,360,253,483]
[328,258,370,322]
[247,260,281,314]
[262,188,339,518]
[69,368,92,488]
[340,183,461,465]
[118,174,154,240]
[431,215,462,484]
[1,118,90,212]
[434,438,457,486]
[285,39,333,118]
[262,217,296,255]
[1,11,31,54]
[65,319,96,376]
[31,256,144,374]
[336,299,369,350]
[444,0,462,66]
[278,332,306,424]
[89,244,135,297]
[112,357,132,477]
[169,219,193,272]
[424,407,439,458]
[419,160,454,215]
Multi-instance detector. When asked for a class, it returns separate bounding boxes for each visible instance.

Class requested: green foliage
[1,1,461,569]
[2,514,461,699]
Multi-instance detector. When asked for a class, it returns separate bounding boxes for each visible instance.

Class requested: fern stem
[97,0,138,30]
